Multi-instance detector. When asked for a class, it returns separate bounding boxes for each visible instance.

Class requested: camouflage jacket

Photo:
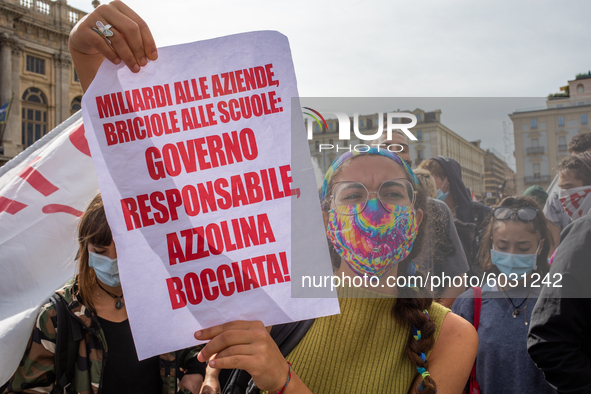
[3,279,203,394]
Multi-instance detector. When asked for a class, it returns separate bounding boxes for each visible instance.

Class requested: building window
[329,139,333,145]
[530,118,537,129]
[20,0,32,7]
[582,114,588,125]
[558,116,564,127]
[533,163,541,178]
[26,55,45,75]
[559,135,567,151]
[328,122,334,131]
[315,141,319,150]
[69,11,79,23]
[531,138,539,147]
[578,84,584,93]
[579,102,586,106]
[313,122,319,132]
[70,96,82,115]
[417,150,424,160]
[344,140,349,147]
[417,130,423,141]
[359,119,364,128]
[21,88,48,149]
[37,1,50,14]
[416,113,422,122]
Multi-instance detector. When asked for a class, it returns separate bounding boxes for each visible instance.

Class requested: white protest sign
[82,31,339,359]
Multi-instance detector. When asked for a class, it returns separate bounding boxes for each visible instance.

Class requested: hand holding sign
[195,321,299,393]
[80,10,339,360]
[69,0,158,90]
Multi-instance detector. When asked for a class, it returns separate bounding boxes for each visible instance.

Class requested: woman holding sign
[68,2,477,393]
[2,194,205,393]
[195,149,478,394]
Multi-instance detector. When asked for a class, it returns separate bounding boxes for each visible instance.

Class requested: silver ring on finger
[92,20,114,45]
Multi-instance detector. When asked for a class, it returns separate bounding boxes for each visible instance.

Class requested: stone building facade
[0,0,86,165]
[306,108,487,200]
[510,74,591,194]
[407,109,485,200]
[483,149,516,206]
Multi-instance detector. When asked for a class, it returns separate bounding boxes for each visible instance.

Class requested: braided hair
[321,149,437,393]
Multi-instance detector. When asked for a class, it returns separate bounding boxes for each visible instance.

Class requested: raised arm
[68,0,158,92]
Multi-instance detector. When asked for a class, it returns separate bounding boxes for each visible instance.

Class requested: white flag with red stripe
[0,111,99,384]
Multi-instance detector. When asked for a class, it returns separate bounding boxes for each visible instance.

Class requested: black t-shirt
[98,317,161,394]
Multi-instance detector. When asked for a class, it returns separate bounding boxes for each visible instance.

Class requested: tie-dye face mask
[327,198,419,278]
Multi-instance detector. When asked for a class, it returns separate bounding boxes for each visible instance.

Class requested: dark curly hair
[559,155,591,186]
[568,132,591,154]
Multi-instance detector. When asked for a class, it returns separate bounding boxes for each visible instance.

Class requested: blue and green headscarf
[319,147,419,205]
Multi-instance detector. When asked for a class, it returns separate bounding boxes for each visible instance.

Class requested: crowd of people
[2,1,591,393]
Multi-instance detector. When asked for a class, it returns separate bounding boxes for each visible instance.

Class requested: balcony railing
[558,144,568,152]
[526,146,545,155]
[17,0,86,26]
[524,175,551,184]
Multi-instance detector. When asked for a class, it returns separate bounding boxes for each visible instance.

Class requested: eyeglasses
[493,206,538,221]
[330,178,415,215]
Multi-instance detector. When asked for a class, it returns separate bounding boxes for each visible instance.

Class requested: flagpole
[0,93,14,157]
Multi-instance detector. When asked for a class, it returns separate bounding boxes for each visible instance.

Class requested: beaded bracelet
[277,361,292,394]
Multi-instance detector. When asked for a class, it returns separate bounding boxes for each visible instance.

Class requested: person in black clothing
[527,211,591,394]
[418,156,491,274]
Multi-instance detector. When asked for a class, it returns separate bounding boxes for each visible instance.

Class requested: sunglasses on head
[493,206,538,221]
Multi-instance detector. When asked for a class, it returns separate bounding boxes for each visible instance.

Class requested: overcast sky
[66,0,591,166]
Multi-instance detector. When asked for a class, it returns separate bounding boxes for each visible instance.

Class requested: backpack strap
[50,293,83,394]
[469,287,482,394]
[472,287,482,330]
[221,319,315,394]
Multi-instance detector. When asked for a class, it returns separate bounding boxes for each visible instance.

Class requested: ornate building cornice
[53,52,72,68]
[0,32,23,54]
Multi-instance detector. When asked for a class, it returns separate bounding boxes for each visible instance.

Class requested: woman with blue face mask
[4,193,205,393]
[452,196,554,394]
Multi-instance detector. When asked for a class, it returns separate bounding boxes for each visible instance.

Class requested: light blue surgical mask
[436,178,449,202]
[490,243,540,276]
[88,251,120,287]
[436,188,449,202]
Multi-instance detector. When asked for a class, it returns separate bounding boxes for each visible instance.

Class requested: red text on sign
[120,164,294,230]
[96,84,174,119]
[144,128,258,180]
[165,251,290,309]
[166,213,276,265]
[217,91,283,123]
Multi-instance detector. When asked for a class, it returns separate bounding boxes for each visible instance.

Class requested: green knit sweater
[286,288,449,394]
